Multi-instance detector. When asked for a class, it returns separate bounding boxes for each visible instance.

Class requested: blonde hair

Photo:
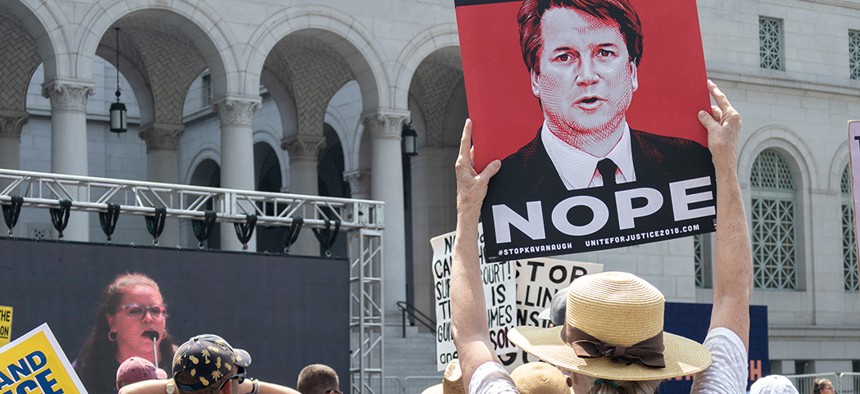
[588,379,662,394]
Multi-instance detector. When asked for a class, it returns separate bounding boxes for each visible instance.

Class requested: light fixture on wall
[109,27,127,134]
[402,122,418,156]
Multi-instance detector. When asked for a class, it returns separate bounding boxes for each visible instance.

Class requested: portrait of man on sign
[455,0,717,261]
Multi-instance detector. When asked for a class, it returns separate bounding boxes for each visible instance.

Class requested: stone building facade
[2,0,859,379]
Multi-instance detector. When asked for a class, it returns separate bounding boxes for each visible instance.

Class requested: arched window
[842,166,858,291]
[751,149,797,289]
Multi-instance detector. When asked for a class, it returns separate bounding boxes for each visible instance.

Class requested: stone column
[344,169,371,200]
[139,122,184,246]
[214,97,260,251]
[0,110,28,235]
[363,110,409,316]
[282,133,325,256]
[43,80,95,242]
[0,110,28,170]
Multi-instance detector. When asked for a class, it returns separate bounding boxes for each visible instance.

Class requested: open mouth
[142,330,160,340]
[575,96,602,108]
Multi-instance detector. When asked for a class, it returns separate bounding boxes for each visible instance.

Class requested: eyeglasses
[118,303,167,320]
[218,367,246,390]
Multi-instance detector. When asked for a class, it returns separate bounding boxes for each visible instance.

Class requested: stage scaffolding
[0,168,385,394]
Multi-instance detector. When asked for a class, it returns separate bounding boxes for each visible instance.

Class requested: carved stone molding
[0,110,29,139]
[41,80,95,113]
[362,110,410,140]
[282,134,326,161]
[214,98,261,127]
[138,123,184,151]
[344,169,371,198]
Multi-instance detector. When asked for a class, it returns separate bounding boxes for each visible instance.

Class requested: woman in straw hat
[451,80,751,394]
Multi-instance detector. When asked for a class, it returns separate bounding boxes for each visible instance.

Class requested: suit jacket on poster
[486,128,714,200]
[481,128,716,259]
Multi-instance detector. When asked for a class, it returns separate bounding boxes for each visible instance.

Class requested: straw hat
[421,360,465,394]
[511,362,571,394]
[509,272,711,381]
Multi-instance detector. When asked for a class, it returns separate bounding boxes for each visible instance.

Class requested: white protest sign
[849,121,860,269]
[431,226,517,371]
[498,258,603,370]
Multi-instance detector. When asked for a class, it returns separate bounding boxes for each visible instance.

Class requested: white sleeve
[690,327,749,394]
[468,362,519,394]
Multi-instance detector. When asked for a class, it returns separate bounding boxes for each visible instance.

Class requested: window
[760,17,784,70]
[794,360,809,375]
[202,73,212,106]
[851,30,860,80]
[751,149,797,289]
[843,166,859,291]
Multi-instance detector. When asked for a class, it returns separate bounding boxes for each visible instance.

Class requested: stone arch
[253,128,287,192]
[393,24,460,111]
[245,5,388,112]
[743,125,816,292]
[318,122,351,198]
[184,144,221,185]
[739,124,817,191]
[186,156,222,249]
[407,47,466,149]
[75,0,236,98]
[325,81,363,174]
[260,68,298,146]
[97,45,153,125]
[830,142,851,193]
[5,0,67,81]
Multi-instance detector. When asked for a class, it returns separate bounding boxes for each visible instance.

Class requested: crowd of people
[62,0,826,392]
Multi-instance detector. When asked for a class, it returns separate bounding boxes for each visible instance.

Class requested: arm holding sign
[697,80,752,351]
[450,119,503,390]
[689,81,753,393]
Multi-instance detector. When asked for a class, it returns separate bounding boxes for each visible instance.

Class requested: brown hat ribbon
[562,326,666,368]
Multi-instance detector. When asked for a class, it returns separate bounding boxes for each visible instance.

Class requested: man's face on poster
[530,6,639,141]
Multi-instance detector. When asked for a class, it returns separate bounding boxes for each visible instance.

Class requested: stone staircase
[382,315,443,394]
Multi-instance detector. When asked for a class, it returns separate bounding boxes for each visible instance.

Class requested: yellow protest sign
[0,323,87,393]
[0,307,11,346]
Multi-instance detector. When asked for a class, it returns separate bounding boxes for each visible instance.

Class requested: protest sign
[0,307,11,347]
[0,323,87,393]
[498,258,603,369]
[849,121,860,267]
[454,0,716,261]
[431,227,517,371]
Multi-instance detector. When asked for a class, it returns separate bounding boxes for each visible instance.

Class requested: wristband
[247,378,259,394]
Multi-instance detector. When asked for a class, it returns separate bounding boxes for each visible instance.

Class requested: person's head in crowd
[510,362,570,394]
[116,356,167,390]
[518,0,642,145]
[510,272,711,394]
[814,378,836,394]
[76,273,176,393]
[750,375,799,394]
[297,364,341,394]
[537,286,569,327]
[172,334,251,394]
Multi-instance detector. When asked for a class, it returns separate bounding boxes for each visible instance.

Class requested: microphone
[143,331,160,367]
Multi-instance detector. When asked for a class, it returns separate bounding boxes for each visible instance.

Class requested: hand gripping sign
[0,323,87,394]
